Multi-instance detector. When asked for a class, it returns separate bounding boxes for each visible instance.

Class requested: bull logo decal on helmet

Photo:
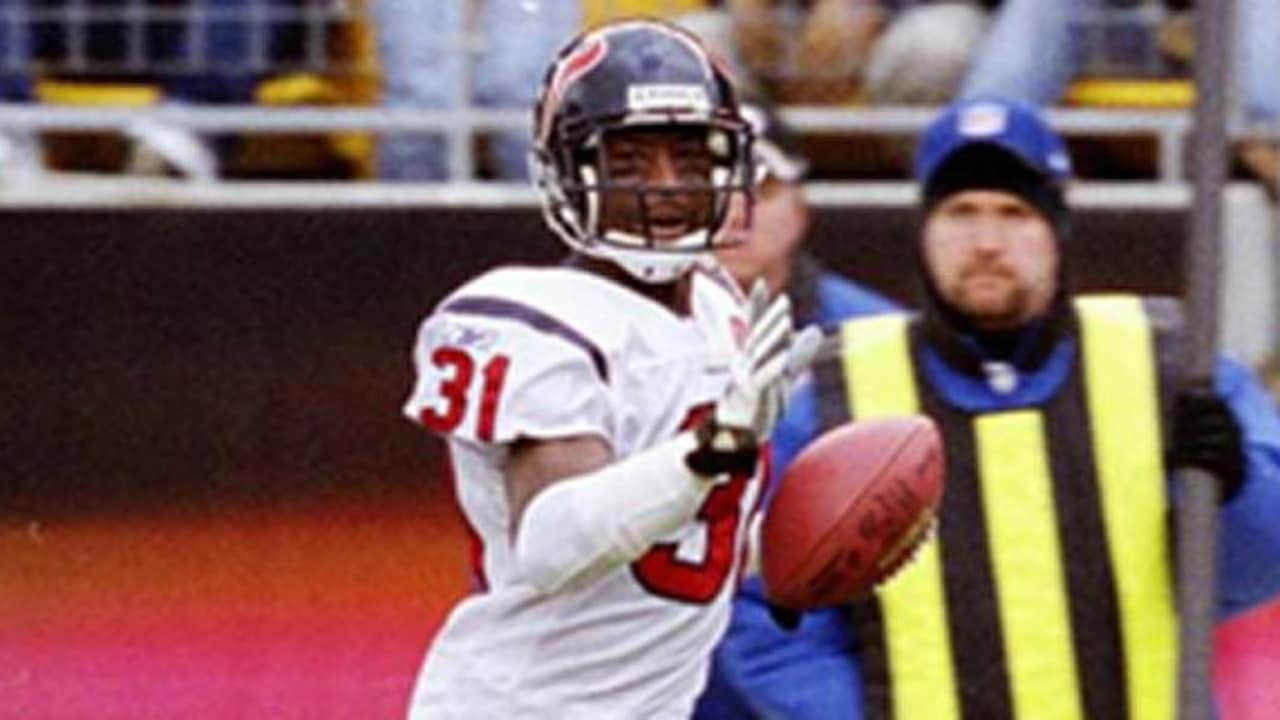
[538,36,608,146]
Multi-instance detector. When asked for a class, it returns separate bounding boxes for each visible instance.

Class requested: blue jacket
[697,305,1280,719]
[693,263,897,719]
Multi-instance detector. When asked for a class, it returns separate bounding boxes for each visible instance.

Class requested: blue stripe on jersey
[441,295,610,382]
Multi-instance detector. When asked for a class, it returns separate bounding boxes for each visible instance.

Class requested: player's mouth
[649,216,693,241]
[645,204,697,241]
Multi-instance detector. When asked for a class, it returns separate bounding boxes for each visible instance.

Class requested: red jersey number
[630,476,749,604]
[630,404,754,605]
[419,346,511,442]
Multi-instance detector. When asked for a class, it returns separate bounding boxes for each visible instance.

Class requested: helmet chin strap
[584,240,714,284]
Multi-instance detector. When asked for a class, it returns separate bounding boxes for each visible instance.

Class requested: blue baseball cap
[914,97,1072,186]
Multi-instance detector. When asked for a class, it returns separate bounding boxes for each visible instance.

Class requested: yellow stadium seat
[34,1,377,179]
[36,80,162,106]
[237,0,377,179]
[581,0,709,27]
[1064,78,1193,109]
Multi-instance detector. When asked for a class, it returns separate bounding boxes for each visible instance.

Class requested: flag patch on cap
[1047,150,1071,175]
[957,103,1009,138]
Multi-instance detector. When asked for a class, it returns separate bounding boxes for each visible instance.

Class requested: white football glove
[720,280,823,436]
[687,280,823,477]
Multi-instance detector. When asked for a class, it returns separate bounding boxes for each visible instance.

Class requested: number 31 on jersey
[421,345,511,442]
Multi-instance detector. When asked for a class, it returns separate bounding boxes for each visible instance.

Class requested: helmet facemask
[535,115,755,284]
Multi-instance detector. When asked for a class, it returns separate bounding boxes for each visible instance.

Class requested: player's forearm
[512,432,713,595]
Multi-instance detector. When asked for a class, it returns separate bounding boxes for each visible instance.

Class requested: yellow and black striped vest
[831,295,1183,720]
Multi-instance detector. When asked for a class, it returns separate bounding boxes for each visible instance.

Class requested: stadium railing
[0,100,1270,220]
[2,102,1276,186]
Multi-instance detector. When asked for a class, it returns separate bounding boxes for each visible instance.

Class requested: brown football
[761,415,945,610]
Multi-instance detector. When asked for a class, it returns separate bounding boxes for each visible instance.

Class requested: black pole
[1177,0,1234,717]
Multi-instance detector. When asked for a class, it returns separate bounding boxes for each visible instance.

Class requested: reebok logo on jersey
[433,320,497,351]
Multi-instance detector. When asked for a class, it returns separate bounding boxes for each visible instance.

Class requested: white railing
[0,175,1196,210]
[1,103,1276,185]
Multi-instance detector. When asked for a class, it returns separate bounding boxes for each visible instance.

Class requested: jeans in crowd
[959,0,1279,124]
[160,0,301,104]
[0,0,30,99]
[15,0,301,104]
[373,0,579,181]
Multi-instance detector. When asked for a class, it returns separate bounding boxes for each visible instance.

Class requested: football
[761,415,945,610]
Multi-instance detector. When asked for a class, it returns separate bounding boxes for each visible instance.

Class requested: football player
[402,19,820,719]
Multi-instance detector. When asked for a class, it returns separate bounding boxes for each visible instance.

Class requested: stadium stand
[0,1,1267,186]
[21,0,377,178]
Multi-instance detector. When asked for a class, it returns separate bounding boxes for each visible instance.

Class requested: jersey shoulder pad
[444,266,638,347]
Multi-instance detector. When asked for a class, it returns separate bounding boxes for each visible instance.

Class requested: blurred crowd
[0,0,1274,186]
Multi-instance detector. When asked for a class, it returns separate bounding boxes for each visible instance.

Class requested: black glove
[767,602,802,631]
[1168,383,1245,503]
[686,416,760,477]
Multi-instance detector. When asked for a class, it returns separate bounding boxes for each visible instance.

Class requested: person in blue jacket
[697,96,1280,719]
[698,100,899,720]
[715,101,899,331]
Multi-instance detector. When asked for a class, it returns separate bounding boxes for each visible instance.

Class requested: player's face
[598,127,717,245]
[922,190,1059,330]
[716,177,808,292]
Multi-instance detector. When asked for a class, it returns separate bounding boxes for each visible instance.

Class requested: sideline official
[699,97,1280,720]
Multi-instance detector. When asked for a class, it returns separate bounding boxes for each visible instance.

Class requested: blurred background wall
[2,203,1191,518]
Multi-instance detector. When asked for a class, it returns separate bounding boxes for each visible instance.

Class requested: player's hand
[720,279,822,438]
[686,280,822,477]
[1168,382,1245,503]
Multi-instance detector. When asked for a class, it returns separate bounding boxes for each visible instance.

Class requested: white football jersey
[402,265,760,719]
